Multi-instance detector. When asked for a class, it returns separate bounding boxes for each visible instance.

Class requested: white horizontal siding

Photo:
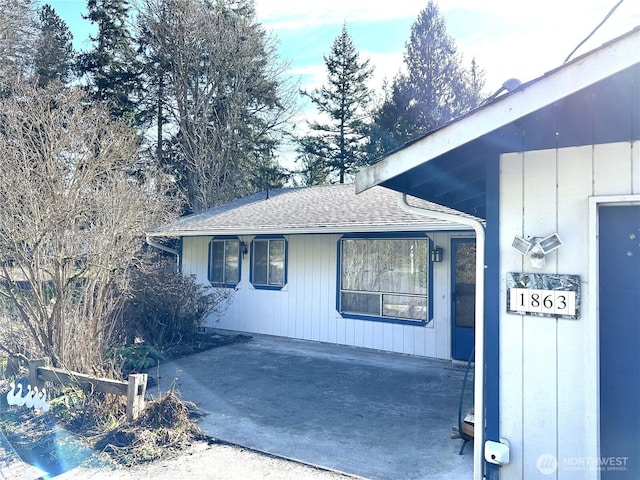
[499,141,638,479]
[181,231,472,359]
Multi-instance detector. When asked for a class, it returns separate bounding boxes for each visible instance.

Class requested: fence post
[6,356,21,378]
[28,358,48,392]
[126,373,147,422]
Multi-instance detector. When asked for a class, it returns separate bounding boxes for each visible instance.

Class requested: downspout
[145,235,180,269]
[397,193,485,480]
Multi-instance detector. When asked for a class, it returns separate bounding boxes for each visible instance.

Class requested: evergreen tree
[294,151,329,186]
[78,0,142,124]
[297,24,374,184]
[34,4,74,87]
[459,57,485,112]
[366,78,417,160]
[368,1,485,159]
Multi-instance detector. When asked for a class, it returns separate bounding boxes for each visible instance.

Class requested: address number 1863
[508,288,577,317]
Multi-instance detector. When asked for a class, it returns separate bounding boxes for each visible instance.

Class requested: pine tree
[78,0,142,124]
[368,1,485,159]
[297,24,374,184]
[34,4,74,87]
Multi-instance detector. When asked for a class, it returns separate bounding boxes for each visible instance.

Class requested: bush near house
[123,258,232,349]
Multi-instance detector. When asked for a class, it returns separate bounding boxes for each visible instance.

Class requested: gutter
[145,235,180,267]
[145,223,473,238]
[397,193,485,480]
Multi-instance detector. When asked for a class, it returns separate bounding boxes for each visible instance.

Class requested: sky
[46,0,640,96]
[46,0,640,95]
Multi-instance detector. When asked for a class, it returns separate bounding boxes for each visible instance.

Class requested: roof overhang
[147,222,474,238]
[355,27,640,217]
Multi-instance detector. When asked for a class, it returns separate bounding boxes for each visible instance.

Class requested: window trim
[250,235,287,290]
[208,236,241,288]
[336,233,433,326]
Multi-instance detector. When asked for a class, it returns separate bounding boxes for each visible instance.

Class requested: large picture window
[208,237,241,287]
[251,237,286,289]
[339,236,430,323]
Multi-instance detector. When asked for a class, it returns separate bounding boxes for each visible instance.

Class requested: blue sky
[42,0,640,169]
[258,0,640,94]
[46,0,640,98]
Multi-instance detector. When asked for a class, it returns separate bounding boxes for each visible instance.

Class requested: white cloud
[259,0,640,168]
[255,0,427,30]
[259,0,640,93]
[443,0,640,90]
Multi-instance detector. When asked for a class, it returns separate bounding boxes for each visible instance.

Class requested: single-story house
[355,26,640,480]
[147,183,482,361]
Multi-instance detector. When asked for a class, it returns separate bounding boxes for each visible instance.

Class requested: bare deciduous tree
[0,0,37,91]
[138,0,297,213]
[0,82,177,372]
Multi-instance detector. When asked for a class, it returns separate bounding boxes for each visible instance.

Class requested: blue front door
[451,238,476,361]
[599,204,640,479]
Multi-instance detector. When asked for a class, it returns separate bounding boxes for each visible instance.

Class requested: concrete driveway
[153,332,474,480]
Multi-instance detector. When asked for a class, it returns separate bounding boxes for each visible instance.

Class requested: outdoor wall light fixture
[512,235,533,255]
[511,233,562,268]
[537,233,563,254]
[431,246,444,263]
[240,242,248,258]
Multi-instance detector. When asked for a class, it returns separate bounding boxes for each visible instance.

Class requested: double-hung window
[338,235,430,324]
[208,237,241,287]
[251,236,286,289]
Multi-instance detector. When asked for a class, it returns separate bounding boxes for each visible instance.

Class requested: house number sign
[506,272,581,319]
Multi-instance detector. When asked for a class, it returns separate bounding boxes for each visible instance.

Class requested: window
[208,237,241,287]
[251,237,286,289]
[338,236,430,324]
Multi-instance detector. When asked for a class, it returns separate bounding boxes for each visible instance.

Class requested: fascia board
[146,223,475,238]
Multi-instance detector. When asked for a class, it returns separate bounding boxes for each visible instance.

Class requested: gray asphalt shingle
[148,184,478,236]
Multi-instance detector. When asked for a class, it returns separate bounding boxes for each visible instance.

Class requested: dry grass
[0,333,250,471]
[1,373,206,472]
[94,391,206,465]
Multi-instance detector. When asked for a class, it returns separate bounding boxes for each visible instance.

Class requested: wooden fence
[28,359,147,421]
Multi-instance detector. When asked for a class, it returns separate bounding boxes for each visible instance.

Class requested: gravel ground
[53,441,361,480]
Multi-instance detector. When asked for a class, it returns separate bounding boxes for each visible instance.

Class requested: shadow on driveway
[153,333,474,480]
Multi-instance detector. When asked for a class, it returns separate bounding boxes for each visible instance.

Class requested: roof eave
[147,223,475,238]
[355,26,640,194]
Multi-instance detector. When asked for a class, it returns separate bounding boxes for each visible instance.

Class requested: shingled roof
[148,184,478,237]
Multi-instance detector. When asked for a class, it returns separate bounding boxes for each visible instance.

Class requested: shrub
[123,258,231,348]
[112,345,163,376]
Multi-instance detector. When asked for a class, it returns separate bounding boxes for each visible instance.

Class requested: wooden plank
[318,235,333,344]
[392,324,404,354]
[126,373,147,422]
[35,365,148,421]
[310,236,321,342]
[499,151,525,478]
[594,142,633,196]
[29,358,48,391]
[556,145,593,467]
[633,141,640,194]
[402,326,413,355]
[36,366,128,396]
[432,232,449,359]
[521,148,558,478]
